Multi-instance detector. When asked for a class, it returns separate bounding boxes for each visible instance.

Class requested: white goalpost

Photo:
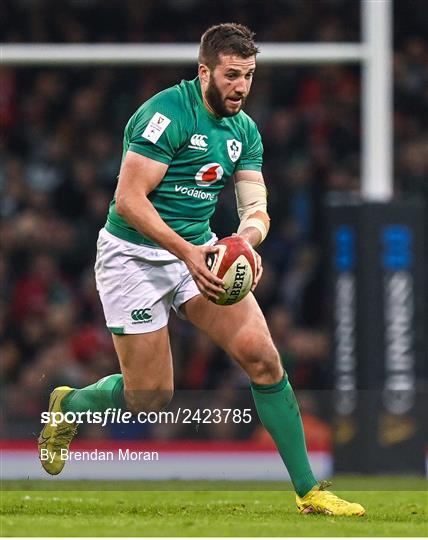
[1,0,392,201]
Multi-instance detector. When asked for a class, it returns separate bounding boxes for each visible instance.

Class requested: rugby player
[39,23,364,516]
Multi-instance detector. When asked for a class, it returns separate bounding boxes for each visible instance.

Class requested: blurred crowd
[1,0,427,440]
[2,0,360,44]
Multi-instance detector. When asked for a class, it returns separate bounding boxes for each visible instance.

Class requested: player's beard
[205,77,246,118]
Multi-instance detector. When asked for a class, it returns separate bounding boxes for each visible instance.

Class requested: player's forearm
[234,178,270,247]
[238,226,262,248]
[116,196,192,260]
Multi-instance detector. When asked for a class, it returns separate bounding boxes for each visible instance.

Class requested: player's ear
[198,64,210,84]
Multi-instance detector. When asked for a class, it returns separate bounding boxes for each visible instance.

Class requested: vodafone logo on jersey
[195,163,224,187]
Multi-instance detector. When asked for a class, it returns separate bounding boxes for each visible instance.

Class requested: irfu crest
[227,139,242,162]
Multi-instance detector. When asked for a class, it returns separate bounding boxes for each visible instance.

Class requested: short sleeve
[128,90,187,165]
[235,123,263,172]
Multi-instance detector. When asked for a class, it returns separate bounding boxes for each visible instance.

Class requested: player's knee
[234,334,282,384]
[249,353,283,384]
[124,388,174,414]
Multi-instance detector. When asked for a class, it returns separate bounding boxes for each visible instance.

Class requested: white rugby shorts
[94,228,216,334]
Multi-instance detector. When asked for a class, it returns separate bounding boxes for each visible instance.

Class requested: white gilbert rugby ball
[206,236,257,305]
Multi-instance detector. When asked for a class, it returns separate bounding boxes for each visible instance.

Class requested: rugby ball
[206,236,257,305]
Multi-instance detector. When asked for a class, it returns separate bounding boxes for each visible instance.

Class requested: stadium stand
[1,0,427,443]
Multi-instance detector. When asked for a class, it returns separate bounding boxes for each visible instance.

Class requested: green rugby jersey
[106,78,263,247]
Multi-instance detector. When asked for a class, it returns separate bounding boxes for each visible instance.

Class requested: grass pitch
[1,477,427,537]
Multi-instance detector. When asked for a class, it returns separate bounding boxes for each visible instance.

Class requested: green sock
[62,374,127,413]
[251,375,317,497]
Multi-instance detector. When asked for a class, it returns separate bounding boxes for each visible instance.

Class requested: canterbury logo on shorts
[131,308,153,323]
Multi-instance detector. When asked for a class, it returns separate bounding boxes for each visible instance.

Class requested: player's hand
[232,233,263,292]
[251,248,263,291]
[183,244,225,302]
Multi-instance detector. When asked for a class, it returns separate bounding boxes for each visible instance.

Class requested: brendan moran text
[39,449,159,463]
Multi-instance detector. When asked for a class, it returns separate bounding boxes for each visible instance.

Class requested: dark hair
[198,23,259,69]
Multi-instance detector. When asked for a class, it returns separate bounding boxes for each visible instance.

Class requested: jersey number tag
[142,112,171,144]
[227,139,242,162]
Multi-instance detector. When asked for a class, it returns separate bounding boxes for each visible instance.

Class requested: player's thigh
[112,326,173,392]
[181,293,282,382]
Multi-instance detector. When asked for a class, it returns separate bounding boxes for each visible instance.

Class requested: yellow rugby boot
[38,386,78,475]
[296,481,365,516]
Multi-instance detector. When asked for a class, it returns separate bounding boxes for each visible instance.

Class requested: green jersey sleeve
[235,119,263,172]
[127,88,189,165]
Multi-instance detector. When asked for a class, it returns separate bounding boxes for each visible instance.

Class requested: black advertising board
[326,198,426,473]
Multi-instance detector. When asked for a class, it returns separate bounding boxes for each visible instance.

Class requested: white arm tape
[235,180,270,243]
